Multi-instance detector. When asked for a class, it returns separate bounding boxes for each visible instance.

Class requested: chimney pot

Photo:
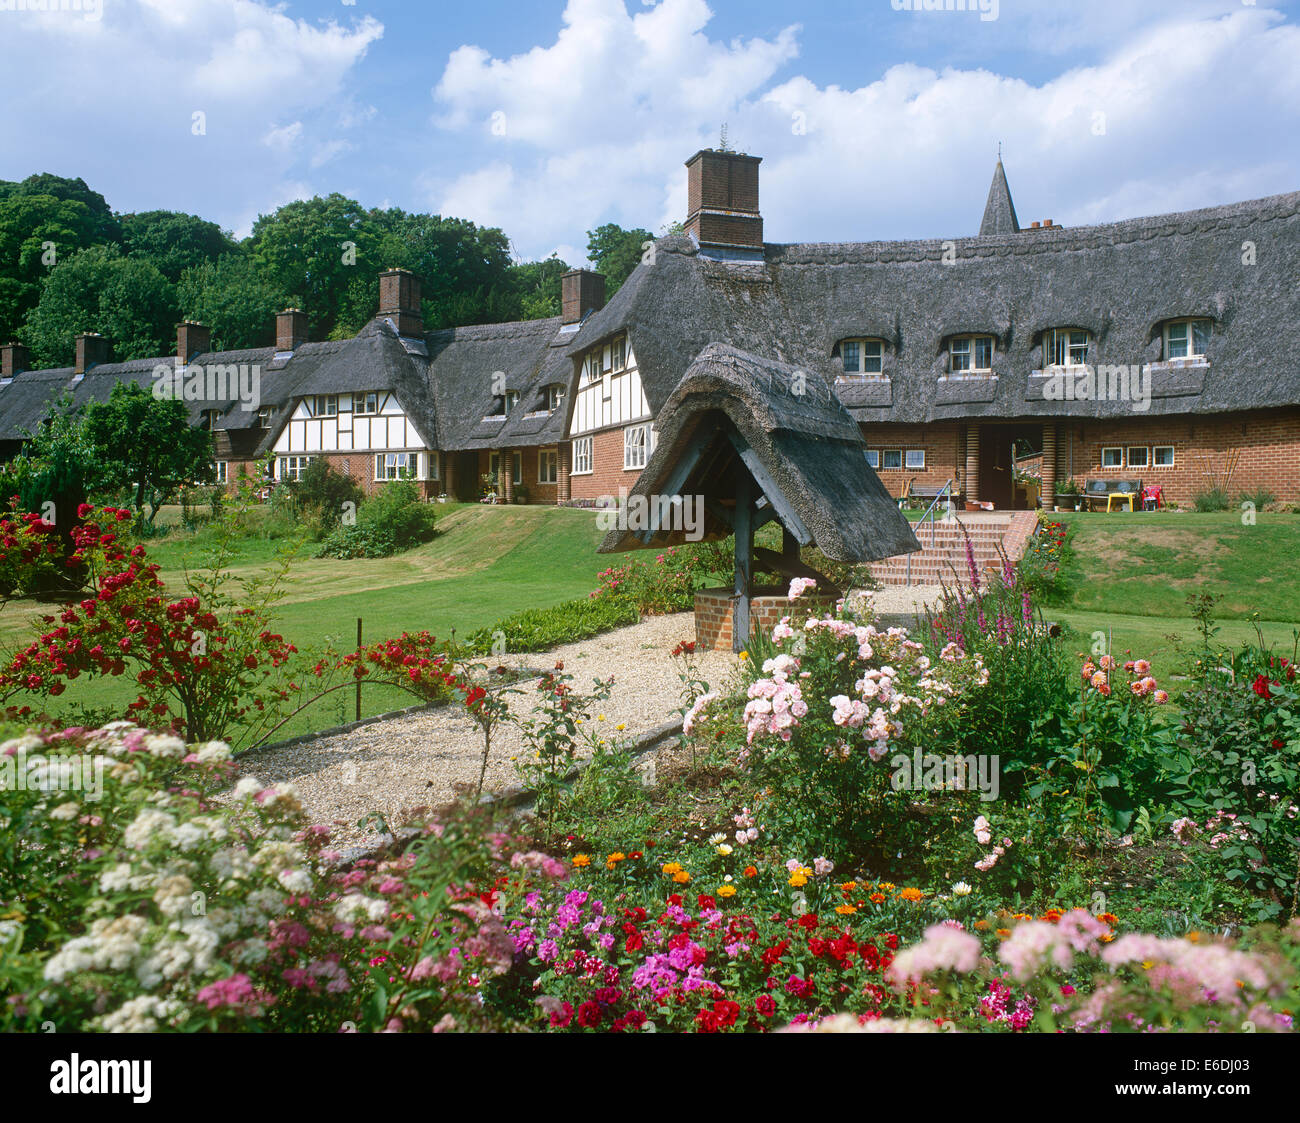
[276,309,309,353]
[561,269,606,325]
[378,268,424,337]
[684,148,764,255]
[1,341,32,380]
[1044,219,1054,228]
[75,332,110,375]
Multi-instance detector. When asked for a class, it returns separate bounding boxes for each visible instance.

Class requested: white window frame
[258,407,274,430]
[1153,445,1175,468]
[426,452,440,481]
[215,461,228,484]
[1045,328,1090,368]
[624,423,653,471]
[538,448,558,485]
[353,391,379,415]
[865,449,880,470]
[572,436,593,475]
[880,449,903,471]
[905,449,926,470]
[839,338,884,377]
[611,336,626,373]
[280,455,313,482]
[949,335,994,374]
[547,385,564,412]
[314,395,338,417]
[375,452,419,481]
[1164,319,1211,360]
[1101,447,1123,470]
[1126,446,1150,469]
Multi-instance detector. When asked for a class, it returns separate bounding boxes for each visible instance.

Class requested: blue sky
[2,0,1298,265]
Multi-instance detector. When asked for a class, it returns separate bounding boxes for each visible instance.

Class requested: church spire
[979,157,1020,236]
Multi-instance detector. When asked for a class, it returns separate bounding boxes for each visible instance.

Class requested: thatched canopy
[597,342,920,562]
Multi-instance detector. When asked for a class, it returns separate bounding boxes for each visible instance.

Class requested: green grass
[1050,510,1300,621]
[0,504,613,743]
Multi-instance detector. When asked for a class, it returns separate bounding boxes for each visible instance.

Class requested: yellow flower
[661,862,682,876]
[898,887,924,902]
[615,722,625,731]
[878,881,896,891]
[788,873,808,888]
[716,844,733,857]
[606,852,626,870]
[597,714,606,722]
[840,881,858,893]
[717,884,737,898]
[572,854,591,868]
[835,904,857,916]
[673,871,691,884]
[738,651,749,661]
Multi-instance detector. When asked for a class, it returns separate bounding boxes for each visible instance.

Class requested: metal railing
[905,479,955,587]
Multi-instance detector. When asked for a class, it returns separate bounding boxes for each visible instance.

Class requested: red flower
[754,994,776,1017]
[1252,674,1273,700]
[576,1001,602,1028]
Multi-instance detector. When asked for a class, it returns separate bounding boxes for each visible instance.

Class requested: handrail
[905,479,954,587]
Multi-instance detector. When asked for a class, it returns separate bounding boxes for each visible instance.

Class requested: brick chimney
[75,332,110,375]
[561,269,606,325]
[177,321,212,365]
[276,309,308,353]
[1,342,32,379]
[378,268,424,337]
[684,149,763,255]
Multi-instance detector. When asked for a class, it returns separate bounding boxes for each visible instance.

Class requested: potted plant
[1055,478,1083,511]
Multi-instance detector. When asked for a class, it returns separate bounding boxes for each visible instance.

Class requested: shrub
[317,481,437,559]
[1192,487,1232,512]
[289,460,364,532]
[1239,486,1278,511]
[465,596,640,655]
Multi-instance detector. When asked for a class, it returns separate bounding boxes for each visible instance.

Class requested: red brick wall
[857,422,966,499]
[1055,409,1300,505]
[569,428,643,503]
[694,587,837,651]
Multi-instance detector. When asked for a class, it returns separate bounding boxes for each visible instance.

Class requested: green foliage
[286,459,364,532]
[1239,485,1278,511]
[83,382,215,522]
[1193,487,1232,512]
[176,253,288,351]
[119,210,237,283]
[586,223,653,295]
[316,480,438,559]
[464,596,640,655]
[22,245,177,367]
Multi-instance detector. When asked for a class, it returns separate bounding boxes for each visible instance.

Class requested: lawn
[0,504,613,742]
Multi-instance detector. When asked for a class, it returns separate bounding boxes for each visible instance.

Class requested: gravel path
[232,588,944,850]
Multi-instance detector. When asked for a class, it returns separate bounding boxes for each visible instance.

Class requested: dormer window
[492,391,519,417]
[313,395,338,417]
[200,408,220,431]
[1164,319,1211,360]
[583,334,627,383]
[547,385,565,412]
[839,338,884,377]
[258,406,274,429]
[1045,328,1090,367]
[507,390,519,412]
[353,391,379,415]
[949,335,994,374]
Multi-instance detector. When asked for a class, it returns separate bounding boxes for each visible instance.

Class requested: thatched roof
[569,184,1300,425]
[598,343,920,562]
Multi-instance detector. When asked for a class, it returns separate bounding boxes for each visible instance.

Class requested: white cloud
[263,121,304,152]
[428,2,1300,256]
[310,139,354,168]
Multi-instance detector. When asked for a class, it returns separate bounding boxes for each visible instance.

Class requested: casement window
[865,450,880,469]
[572,436,594,475]
[314,395,338,417]
[353,392,379,415]
[1101,447,1123,469]
[200,409,220,431]
[376,452,420,481]
[611,336,626,373]
[949,335,995,374]
[839,338,884,376]
[547,385,565,412]
[280,456,312,482]
[624,424,655,470]
[489,452,522,486]
[215,461,228,484]
[426,452,440,481]
[584,352,602,383]
[1046,328,1090,367]
[258,407,274,430]
[1153,445,1175,467]
[1127,446,1150,469]
[905,449,926,470]
[539,449,558,484]
[506,391,519,412]
[1164,319,1212,360]
[881,449,903,471]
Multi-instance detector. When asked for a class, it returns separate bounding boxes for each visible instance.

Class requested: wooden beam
[725,430,813,546]
[733,469,753,654]
[637,426,715,543]
[753,547,841,599]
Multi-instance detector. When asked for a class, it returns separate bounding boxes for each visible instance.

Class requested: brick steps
[869,511,1039,587]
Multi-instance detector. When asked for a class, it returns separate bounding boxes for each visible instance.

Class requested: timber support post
[733,470,753,653]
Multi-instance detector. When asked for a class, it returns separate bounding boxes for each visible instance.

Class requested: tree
[586,223,653,296]
[82,382,214,523]
[177,254,287,351]
[0,194,114,344]
[0,173,121,245]
[249,194,381,340]
[120,211,238,282]
[22,245,177,368]
[508,255,570,320]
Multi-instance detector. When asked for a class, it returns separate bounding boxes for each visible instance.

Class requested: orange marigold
[572,854,591,868]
